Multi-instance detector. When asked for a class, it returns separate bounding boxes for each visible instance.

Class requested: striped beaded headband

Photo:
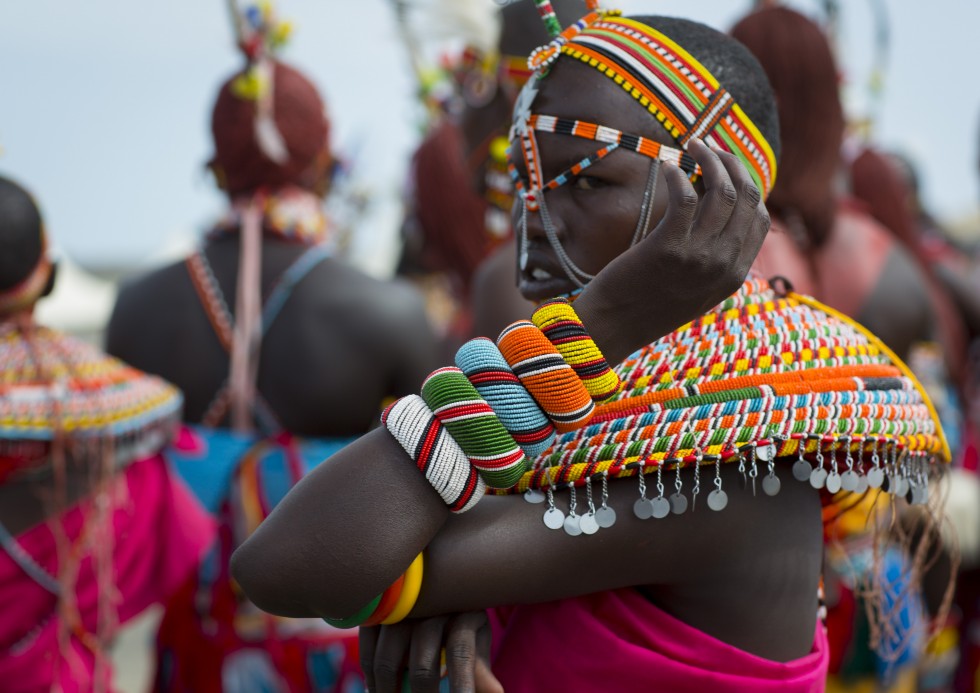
[522,8,778,199]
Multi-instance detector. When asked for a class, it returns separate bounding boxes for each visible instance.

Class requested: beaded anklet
[382,396,485,513]
[497,321,595,433]
[421,368,528,489]
[532,298,623,402]
[455,338,556,458]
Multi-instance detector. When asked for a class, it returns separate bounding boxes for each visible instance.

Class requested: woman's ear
[41,261,58,299]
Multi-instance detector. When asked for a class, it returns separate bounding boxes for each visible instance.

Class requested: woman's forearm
[231,427,449,619]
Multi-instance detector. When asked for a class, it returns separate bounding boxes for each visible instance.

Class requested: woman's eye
[572,176,604,191]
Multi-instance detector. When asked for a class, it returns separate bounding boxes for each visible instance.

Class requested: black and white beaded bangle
[382,395,485,513]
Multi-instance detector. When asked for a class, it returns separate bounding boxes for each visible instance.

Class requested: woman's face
[511,59,683,302]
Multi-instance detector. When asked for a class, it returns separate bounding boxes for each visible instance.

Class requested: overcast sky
[1,0,977,271]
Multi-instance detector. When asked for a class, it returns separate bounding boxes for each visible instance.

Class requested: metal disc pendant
[563,514,583,536]
[579,514,599,535]
[669,492,688,515]
[887,474,901,495]
[793,459,812,482]
[855,474,869,494]
[840,470,859,492]
[651,497,671,519]
[809,467,828,489]
[756,444,773,462]
[633,498,653,520]
[524,489,546,504]
[914,485,929,505]
[825,471,842,494]
[867,467,884,488]
[896,477,911,498]
[595,506,617,528]
[762,475,781,497]
[543,507,565,530]
[707,488,728,511]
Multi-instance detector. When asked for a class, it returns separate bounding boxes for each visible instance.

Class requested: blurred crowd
[2,1,980,692]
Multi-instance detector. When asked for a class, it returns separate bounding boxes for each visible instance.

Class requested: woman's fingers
[714,148,768,269]
[359,626,381,693]
[372,622,413,693]
[645,159,698,252]
[687,138,737,236]
[408,617,450,693]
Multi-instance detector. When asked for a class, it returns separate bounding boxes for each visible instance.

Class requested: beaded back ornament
[0,322,183,482]
[509,1,778,287]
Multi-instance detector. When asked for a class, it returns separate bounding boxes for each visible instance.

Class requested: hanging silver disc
[707,488,728,511]
[633,498,653,520]
[651,496,671,519]
[762,475,781,496]
[867,467,885,488]
[756,444,773,462]
[524,488,546,504]
[825,471,842,494]
[579,513,599,535]
[595,506,617,528]
[563,514,583,536]
[543,507,565,530]
[855,474,869,494]
[887,474,901,495]
[840,470,859,492]
[793,459,812,482]
[669,492,688,515]
[896,477,911,498]
[809,467,828,489]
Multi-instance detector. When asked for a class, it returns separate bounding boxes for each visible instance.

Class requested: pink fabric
[0,454,215,692]
[490,588,829,693]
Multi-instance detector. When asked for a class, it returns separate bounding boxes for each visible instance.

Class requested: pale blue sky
[1,0,977,269]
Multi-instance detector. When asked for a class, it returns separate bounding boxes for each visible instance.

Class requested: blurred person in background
[106,4,438,691]
[731,7,957,692]
[0,174,213,692]
[398,0,586,350]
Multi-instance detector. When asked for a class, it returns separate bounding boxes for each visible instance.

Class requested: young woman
[232,8,947,692]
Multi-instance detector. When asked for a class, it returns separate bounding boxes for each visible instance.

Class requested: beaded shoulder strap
[186,246,331,432]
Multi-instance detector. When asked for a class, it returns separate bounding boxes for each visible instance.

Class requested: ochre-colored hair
[211,61,331,197]
[731,7,844,248]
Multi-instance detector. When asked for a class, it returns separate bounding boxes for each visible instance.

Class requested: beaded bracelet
[421,367,528,489]
[381,552,424,625]
[382,395,485,513]
[532,298,623,402]
[455,338,556,458]
[497,321,595,433]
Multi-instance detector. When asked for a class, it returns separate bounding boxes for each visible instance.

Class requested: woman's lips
[519,265,576,301]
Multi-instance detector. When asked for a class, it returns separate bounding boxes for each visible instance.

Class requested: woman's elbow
[230,536,309,618]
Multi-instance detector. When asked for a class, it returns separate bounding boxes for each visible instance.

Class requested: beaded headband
[0,235,52,317]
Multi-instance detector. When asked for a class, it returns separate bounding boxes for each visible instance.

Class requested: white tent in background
[34,254,118,346]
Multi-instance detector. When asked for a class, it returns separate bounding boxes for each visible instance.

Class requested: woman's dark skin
[232,61,821,690]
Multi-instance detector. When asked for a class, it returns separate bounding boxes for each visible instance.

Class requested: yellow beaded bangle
[532,298,623,402]
[381,552,424,625]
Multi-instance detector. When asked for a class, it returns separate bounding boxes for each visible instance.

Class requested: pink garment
[0,454,215,692]
[490,588,829,692]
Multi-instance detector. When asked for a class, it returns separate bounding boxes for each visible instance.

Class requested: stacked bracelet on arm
[532,297,623,402]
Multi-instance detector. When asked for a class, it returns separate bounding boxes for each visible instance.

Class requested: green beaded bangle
[323,593,382,629]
